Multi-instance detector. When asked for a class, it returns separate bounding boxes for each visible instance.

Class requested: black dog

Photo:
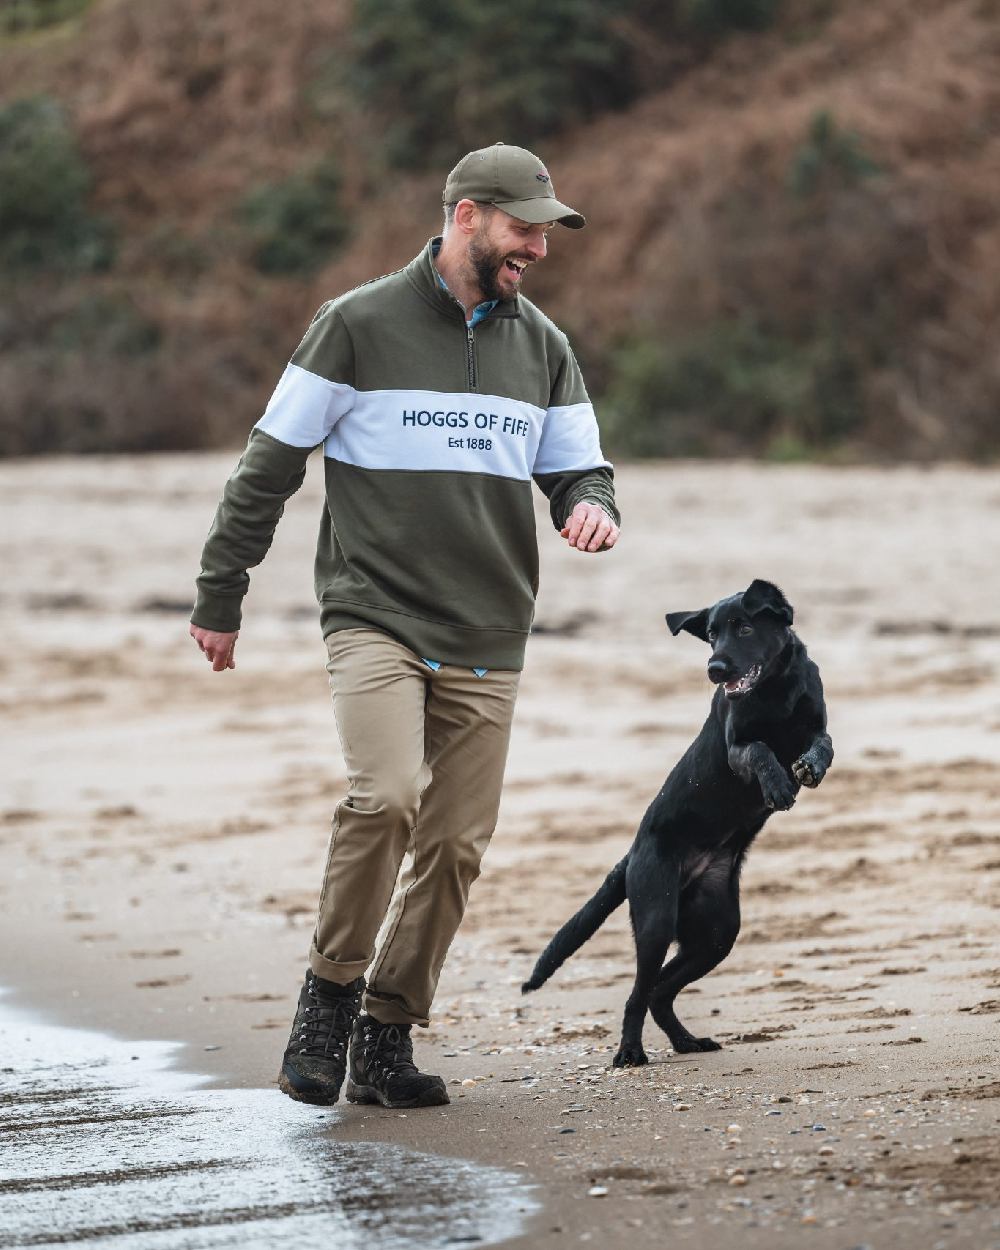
[523,579,833,1067]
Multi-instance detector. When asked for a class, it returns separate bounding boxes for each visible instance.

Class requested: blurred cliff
[1,0,998,459]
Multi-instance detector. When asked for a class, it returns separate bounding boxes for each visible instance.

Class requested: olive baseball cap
[444,142,585,229]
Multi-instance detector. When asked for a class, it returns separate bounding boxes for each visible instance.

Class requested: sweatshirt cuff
[190,589,244,634]
[562,490,621,529]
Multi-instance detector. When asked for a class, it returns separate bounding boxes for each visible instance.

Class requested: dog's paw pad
[792,757,821,787]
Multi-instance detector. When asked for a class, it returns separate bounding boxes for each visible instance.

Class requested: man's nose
[525,232,547,261]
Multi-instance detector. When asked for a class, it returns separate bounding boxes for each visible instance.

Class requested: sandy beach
[2,454,999,1248]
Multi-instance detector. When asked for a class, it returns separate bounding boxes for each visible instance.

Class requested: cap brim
[493,197,586,229]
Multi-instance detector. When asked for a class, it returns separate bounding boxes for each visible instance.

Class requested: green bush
[0,287,186,456]
[345,0,784,169]
[348,0,637,169]
[0,95,113,273]
[676,0,779,34]
[239,159,349,275]
[788,110,882,198]
[0,0,92,35]
[44,295,162,357]
[598,318,864,458]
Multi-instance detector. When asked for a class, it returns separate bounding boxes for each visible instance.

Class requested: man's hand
[190,624,239,672]
[560,502,620,553]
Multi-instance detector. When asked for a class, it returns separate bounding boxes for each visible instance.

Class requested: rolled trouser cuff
[309,945,370,986]
[363,988,429,1028]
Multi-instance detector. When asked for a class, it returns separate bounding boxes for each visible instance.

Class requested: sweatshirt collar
[433,239,498,327]
[405,237,521,322]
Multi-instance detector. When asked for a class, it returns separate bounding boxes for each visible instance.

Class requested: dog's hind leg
[648,859,741,1053]
[613,849,680,1068]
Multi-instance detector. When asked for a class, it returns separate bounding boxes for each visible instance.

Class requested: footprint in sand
[958,999,1000,1015]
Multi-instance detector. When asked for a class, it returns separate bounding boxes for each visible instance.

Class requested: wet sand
[2,455,1000,1248]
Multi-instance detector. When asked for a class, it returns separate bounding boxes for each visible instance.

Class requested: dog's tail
[521,856,629,993]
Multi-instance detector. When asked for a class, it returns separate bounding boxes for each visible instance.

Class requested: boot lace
[292,988,358,1060]
[364,1023,417,1083]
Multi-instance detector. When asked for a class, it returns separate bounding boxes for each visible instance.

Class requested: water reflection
[0,994,537,1248]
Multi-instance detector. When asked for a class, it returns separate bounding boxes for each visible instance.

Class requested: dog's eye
[738,623,754,636]
[707,630,717,643]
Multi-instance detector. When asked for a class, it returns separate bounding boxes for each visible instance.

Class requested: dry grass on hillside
[1,0,998,455]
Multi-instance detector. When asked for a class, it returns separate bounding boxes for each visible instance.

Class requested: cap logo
[536,171,550,183]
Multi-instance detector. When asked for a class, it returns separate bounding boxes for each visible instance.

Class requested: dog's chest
[735,706,812,768]
[680,850,715,889]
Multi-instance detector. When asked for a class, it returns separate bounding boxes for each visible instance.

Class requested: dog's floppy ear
[742,579,794,626]
[665,608,710,640]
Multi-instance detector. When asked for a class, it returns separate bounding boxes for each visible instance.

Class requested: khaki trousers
[308,628,520,1026]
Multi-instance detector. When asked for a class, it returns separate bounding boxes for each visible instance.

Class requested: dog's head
[666,580,794,700]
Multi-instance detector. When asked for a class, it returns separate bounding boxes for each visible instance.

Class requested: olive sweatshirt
[192,238,619,671]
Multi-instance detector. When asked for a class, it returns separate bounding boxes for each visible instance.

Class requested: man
[190,142,620,1110]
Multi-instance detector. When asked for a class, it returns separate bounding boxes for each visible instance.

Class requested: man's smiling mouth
[504,258,528,278]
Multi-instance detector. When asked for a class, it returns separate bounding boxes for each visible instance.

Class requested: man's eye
[738,624,753,636]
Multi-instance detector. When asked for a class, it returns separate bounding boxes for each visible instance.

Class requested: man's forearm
[192,429,311,632]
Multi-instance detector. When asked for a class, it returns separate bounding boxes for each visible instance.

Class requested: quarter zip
[466,323,477,392]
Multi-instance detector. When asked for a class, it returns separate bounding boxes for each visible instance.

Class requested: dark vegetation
[347,0,637,169]
[0,96,113,273]
[0,0,92,36]
[347,0,785,169]
[0,0,997,458]
[239,159,350,275]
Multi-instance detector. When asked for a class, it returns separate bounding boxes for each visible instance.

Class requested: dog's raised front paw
[792,754,825,788]
[612,1045,649,1068]
[761,770,797,811]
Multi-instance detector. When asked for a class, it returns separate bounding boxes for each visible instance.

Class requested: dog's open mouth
[723,665,761,698]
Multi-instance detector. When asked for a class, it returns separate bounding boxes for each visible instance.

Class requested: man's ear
[452,198,482,235]
[741,579,794,626]
[665,608,710,640]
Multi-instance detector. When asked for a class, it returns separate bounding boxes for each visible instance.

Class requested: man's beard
[468,235,504,303]
[468,231,521,303]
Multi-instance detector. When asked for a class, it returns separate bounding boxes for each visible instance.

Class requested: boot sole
[278,1070,343,1106]
[345,1078,450,1109]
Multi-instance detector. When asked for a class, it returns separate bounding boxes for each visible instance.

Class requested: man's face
[467,208,553,302]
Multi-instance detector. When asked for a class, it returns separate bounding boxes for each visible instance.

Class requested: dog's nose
[707,658,729,684]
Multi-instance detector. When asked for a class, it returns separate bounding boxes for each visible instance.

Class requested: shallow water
[0,993,538,1248]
